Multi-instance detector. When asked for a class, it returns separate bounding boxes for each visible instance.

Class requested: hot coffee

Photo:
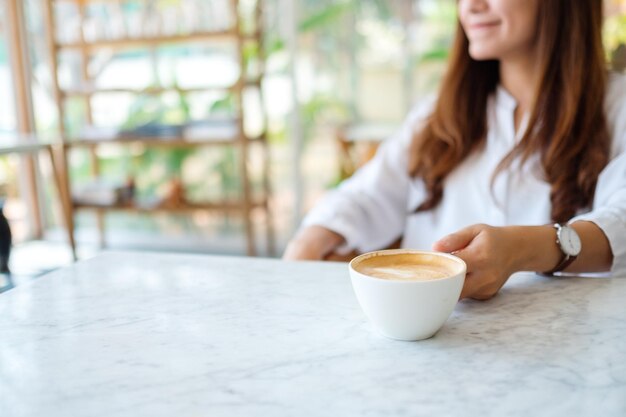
[349,250,467,340]
[352,252,462,281]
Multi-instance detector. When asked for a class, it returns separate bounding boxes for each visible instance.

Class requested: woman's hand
[433,221,613,300]
[283,226,347,261]
[432,224,523,300]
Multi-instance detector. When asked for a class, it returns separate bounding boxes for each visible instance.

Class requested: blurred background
[0,0,625,287]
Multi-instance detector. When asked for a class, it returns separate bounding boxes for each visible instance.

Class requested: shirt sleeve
[571,73,626,276]
[300,99,433,254]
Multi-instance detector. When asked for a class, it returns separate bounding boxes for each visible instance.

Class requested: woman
[283,0,626,300]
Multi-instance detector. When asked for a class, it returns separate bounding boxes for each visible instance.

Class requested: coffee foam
[353,252,462,281]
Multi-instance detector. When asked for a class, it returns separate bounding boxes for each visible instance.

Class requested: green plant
[604,14,626,71]
[604,15,626,52]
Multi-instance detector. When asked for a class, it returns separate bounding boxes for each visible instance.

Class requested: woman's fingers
[459,272,474,299]
[454,249,485,299]
[438,224,502,300]
[459,273,498,300]
[432,224,484,253]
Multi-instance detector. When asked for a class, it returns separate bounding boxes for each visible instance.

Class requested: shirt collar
[495,85,518,111]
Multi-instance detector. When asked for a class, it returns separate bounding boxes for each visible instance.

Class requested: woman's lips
[468,21,501,31]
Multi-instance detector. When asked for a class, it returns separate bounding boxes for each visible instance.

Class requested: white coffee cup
[349,249,466,341]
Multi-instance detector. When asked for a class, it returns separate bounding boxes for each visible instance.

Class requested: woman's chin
[468,46,498,61]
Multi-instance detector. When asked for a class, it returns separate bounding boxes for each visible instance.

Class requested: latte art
[353,253,461,281]
[358,264,452,281]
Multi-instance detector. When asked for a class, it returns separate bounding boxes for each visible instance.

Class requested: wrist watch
[541,223,582,275]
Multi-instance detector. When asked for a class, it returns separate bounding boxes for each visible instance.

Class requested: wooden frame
[43,0,273,256]
[4,0,43,238]
[0,136,77,260]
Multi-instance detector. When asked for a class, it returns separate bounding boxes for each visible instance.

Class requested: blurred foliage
[300,93,350,140]
[418,47,450,63]
[604,14,626,71]
[298,1,356,33]
[39,0,626,203]
[58,0,457,196]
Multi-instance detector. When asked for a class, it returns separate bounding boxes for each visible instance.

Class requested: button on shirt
[302,73,626,276]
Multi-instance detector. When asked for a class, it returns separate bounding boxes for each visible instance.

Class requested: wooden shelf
[44,0,274,256]
[60,78,262,98]
[53,0,151,2]
[64,135,264,148]
[62,121,265,148]
[0,134,55,155]
[73,200,268,214]
[55,31,262,52]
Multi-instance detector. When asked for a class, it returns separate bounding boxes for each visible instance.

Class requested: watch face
[559,226,582,256]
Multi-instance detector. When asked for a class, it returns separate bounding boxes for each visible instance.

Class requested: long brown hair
[409,0,610,223]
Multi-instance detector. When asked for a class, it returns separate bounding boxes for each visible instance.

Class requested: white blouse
[302,73,626,276]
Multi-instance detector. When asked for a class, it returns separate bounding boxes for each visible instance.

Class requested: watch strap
[540,223,579,276]
[541,253,577,276]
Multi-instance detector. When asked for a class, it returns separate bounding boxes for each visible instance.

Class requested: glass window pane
[0,2,17,135]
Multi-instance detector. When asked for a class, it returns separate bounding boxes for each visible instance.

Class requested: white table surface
[1,251,625,417]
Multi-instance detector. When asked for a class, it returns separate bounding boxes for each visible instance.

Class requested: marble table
[1,252,625,417]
